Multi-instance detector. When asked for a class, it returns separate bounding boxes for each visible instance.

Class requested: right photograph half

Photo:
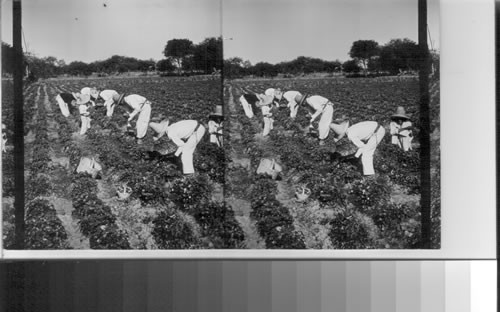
[223,0,440,249]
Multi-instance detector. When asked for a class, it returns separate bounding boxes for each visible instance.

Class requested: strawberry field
[2,75,440,250]
[224,76,440,249]
[2,76,244,250]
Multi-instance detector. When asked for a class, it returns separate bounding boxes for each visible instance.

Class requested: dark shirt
[59,93,76,104]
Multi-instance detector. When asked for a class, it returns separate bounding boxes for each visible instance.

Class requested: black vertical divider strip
[418,0,431,248]
[13,0,25,249]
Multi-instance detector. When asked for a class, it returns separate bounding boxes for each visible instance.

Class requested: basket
[295,185,311,202]
[116,183,132,200]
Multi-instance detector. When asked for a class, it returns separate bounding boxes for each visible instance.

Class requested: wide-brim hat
[330,120,350,142]
[294,93,307,106]
[209,105,224,119]
[391,106,410,120]
[76,93,91,105]
[112,93,125,105]
[149,120,170,138]
[258,94,274,106]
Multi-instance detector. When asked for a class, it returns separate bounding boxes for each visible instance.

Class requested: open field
[2,76,246,250]
[224,76,440,249]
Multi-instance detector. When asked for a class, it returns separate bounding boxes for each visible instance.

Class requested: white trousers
[391,132,413,151]
[80,115,91,135]
[318,104,334,140]
[262,116,273,136]
[239,95,254,118]
[180,125,206,174]
[289,100,299,118]
[136,103,151,139]
[357,126,386,175]
[104,99,116,117]
[56,94,71,117]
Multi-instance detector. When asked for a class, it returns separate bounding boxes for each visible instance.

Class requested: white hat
[149,120,170,139]
[258,94,274,106]
[330,120,350,142]
[76,93,91,105]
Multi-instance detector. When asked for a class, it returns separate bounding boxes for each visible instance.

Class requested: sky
[1,0,222,62]
[222,0,440,64]
[1,0,439,64]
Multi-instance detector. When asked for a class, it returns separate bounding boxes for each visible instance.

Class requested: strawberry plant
[152,209,201,249]
[25,199,69,249]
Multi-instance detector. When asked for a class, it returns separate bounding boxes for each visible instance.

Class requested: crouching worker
[55,92,79,117]
[149,119,206,175]
[76,154,102,179]
[76,94,92,135]
[113,93,152,144]
[208,105,224,147]
[389,106,413,151]
[330,120,386,176]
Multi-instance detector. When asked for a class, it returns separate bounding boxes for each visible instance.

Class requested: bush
[25,199,69,249]
[191,202,245,248]
[152,209,201,249]
[328,209,377,249]
[168,174,211,211]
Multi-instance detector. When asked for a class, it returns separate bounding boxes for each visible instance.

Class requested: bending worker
[113,93,152,144]
[295,94,335,145]
[98,89,120,117]
[149,119,206,175]
[330,120,386,176]
[55,91,79,117]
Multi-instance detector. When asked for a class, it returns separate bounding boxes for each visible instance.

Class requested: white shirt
[306,95,330,111]
[124,94,148,110]
[99,90,119,102]
[167,120,199,148]
[283,91,301,104]
[346,121,380,156]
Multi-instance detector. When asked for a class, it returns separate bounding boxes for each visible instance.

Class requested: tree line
[1,37,222,79]
[223,38,439,78]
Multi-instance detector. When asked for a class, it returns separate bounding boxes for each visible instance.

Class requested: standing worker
[149,119,206,175]
[295,94,335,145]
[113,93,152,144]
[330,120,386,176]
[208,105,224,147]
[55,91,80,117]
[389,106,414,151]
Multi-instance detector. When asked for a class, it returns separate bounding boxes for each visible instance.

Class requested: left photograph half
[1,0,225,250]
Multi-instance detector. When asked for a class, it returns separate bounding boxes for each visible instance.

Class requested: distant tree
[192,37,222,74]
[163,39,194,73]
[379,38,420,74]
[342,59,361,73]
[251,62,278,77]
[349,40,380,71]
[223,57,245,78]
[65,61,93,77]
[156,59,176,72]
